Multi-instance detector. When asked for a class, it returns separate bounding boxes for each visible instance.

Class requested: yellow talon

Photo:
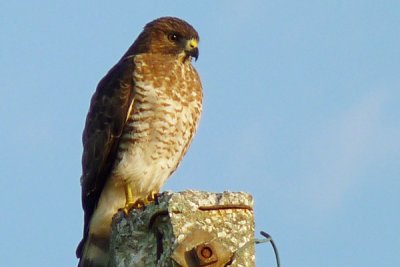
[121,186,160,215]
[146,191,159,203]
[122,199,145,215]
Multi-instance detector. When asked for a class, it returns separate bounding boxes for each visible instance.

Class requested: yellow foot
[122,199,145,215]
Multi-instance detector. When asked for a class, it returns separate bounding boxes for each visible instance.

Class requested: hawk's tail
[77,234,110,267]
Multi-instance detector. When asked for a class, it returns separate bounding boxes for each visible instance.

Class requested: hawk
[76,17,202,267]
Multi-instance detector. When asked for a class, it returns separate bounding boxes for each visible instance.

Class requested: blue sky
[1,1,399,266]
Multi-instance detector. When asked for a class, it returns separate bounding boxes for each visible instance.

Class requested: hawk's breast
[112,54,202,197]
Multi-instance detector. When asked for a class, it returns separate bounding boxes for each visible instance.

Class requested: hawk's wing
[76,56,135,258]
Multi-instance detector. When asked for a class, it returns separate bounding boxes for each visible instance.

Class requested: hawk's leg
[122,184,144,215]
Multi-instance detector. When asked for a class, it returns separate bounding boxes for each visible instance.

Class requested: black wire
[260,231,280,267]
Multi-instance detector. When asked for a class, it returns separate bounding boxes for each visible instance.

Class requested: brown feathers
[77,17,202,267]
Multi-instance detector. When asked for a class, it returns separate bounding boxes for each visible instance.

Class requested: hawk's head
[128,17,200,62]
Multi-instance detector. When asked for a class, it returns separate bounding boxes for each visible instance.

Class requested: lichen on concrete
[109,190,255,267]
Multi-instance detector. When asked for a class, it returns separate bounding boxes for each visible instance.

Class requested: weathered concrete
[109,190,255,267]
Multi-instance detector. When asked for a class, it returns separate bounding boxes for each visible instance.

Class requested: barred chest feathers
[112,54,202,197]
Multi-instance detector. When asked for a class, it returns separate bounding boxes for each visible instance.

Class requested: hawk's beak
[185,39,199,61]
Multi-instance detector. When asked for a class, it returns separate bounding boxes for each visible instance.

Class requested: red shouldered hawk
[76,17,202,267]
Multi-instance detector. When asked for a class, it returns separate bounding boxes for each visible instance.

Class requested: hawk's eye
[168,33,180,42]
